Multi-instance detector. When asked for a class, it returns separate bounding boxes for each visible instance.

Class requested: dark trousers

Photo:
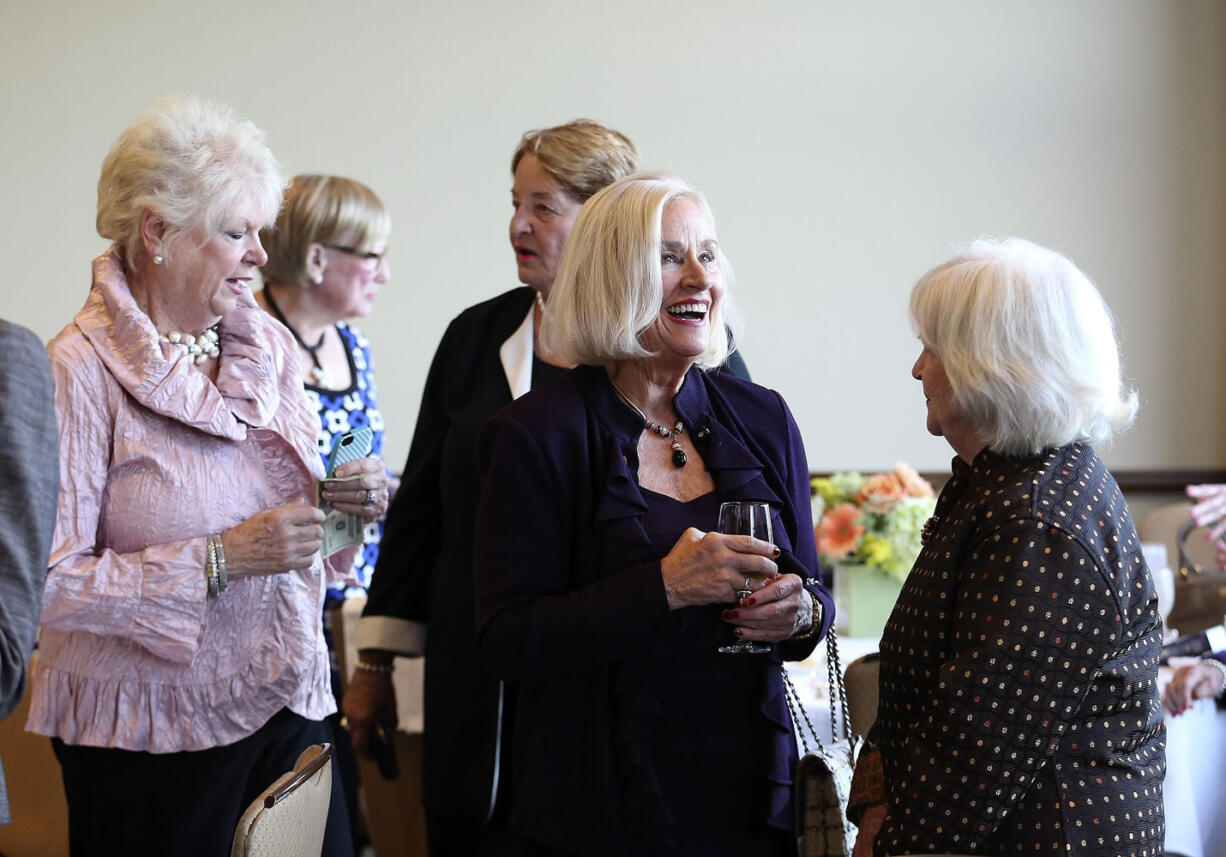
[52,708,354,857]
[426,809,515,857]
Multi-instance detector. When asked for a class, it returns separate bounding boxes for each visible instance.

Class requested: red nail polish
[734,628,744,637]
[772,546,781,558]
[744,597,757,606]
[724,610,739,620]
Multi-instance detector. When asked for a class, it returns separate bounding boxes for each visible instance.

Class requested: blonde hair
[910,237,1138,454]
[511,119,639,200]
[96,93,284,266]
[261,175,391,286]
[544,173,741,369]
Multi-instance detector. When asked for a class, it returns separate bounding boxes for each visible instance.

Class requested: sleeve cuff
[354,615,427,656]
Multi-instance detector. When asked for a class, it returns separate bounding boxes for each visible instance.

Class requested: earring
[310,274,323,285]
[153,254,164,265]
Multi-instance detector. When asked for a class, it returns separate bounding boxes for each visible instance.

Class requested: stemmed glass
[717,500,774,655]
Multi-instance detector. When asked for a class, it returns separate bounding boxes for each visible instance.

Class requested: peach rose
[857,473,906,515]
[895,462,935,498]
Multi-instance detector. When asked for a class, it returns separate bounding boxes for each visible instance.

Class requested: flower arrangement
[811,463,937,581]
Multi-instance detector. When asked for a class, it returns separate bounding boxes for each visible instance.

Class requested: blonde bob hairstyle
[511,119,639,201]
[96,93,284,268]
[543,173,742,370]
[261,175,391,286]
[910,237,1138,455]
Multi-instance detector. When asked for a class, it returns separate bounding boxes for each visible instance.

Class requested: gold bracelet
[789,590,822,640]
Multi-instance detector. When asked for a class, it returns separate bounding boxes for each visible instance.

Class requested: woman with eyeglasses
[256,174,395,852]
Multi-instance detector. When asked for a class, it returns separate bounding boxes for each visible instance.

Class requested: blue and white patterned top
[305,321,385,596]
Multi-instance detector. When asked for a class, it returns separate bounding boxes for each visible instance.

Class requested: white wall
[3,0,1223,473]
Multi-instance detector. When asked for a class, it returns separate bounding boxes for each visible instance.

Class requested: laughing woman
[472,174,832,856]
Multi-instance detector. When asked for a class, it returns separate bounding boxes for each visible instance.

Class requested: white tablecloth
[785,635,879,744]
[1162,662,1226,857]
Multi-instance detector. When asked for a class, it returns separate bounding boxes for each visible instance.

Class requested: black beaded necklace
[264,285,328,385]
[610,380,688,468]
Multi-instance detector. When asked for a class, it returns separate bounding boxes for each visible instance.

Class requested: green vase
[832,562,903,641]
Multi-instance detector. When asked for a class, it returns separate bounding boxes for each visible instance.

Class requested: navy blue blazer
[473,363,833,856]
[364,286,751,823]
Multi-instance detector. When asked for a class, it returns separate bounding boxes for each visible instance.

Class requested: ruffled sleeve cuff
[128,540,209,664]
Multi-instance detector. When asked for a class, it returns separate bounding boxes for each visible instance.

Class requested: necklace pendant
[671,442,687,468]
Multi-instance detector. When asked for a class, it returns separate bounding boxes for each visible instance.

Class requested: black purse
[782,630,856,857]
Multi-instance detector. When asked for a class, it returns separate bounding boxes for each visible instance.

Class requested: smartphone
[327,427,373,478]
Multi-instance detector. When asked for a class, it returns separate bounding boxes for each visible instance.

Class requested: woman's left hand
[321,456,389,523]
[721,573,813,643]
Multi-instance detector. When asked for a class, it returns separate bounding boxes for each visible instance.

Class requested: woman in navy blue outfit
[473,174,834,857]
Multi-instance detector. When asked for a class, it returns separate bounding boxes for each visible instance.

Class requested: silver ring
[363,489,376,506]
[744,576,753,592]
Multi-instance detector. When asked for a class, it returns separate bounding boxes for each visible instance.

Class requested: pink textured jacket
[27,250,356,753]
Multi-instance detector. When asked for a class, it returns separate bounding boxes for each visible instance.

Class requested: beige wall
[3,0,1223,474]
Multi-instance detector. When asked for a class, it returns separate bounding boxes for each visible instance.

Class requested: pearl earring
[310,273,323,285]
[153,254,164,265]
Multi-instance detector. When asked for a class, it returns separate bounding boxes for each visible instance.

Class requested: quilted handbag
[1170,515,1226,635]
[783,630,856,857]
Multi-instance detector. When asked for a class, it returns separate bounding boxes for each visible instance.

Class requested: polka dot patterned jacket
[849,443,1165,856]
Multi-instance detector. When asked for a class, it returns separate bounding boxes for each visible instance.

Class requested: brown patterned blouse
[852,443,1165,856]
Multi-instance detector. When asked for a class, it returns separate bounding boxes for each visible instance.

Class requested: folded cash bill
[318,474,364,558]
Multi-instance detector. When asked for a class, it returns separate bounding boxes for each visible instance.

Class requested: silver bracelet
[355,659,395,674]
[205,535,228,598]
[213,534,228,594]
[205,537,220,598]
[1202,657,1226,698]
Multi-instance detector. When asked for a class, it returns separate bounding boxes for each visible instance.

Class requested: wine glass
[717,500,774,655]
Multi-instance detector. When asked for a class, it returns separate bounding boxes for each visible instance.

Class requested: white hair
[542,173,742,369]
[96,93,284,266]
[910,237,1138,454]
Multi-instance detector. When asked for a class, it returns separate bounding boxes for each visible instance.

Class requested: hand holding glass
[717,500,773,655]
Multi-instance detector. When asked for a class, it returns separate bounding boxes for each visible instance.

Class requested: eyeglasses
[326,244,386,269]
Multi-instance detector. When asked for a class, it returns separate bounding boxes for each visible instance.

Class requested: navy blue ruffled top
[637,488,794,856]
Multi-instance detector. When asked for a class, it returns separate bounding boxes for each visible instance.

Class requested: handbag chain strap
[782,627,853,757]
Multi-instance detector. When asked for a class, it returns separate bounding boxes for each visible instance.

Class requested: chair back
[231,743,333,857]
[844,653,880,739]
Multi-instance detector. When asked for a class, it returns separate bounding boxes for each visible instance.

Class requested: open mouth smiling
[667,301,709,322]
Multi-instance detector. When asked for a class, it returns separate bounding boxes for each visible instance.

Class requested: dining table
[1161,659,1226,857]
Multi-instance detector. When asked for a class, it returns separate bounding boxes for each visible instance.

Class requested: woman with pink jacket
[27,93,388,856]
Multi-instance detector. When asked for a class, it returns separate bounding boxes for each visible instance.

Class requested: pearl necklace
[609,380,688,468]
[161,325,220,365]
